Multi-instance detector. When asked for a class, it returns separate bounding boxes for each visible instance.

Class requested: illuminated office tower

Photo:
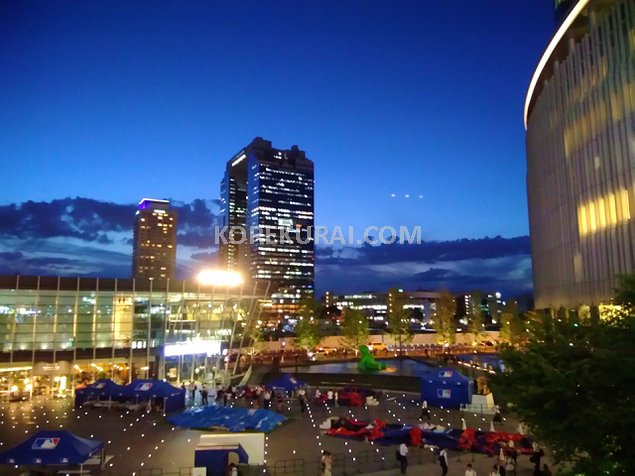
[132,198,177,280]
[219,137,315,298]
[525,0,635,308]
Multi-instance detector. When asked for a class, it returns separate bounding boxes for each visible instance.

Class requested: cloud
[317,236,530,265]
[0,251,23,261]
[0,197,533,299]
[190,252,217,262]
[0,197,220,247]
[314,237,533,298]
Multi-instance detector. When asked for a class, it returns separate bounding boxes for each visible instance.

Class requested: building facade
[0,275,268,396]
[326,290,442,329]
[132,198,177,280]
[455,292,504,325]
[525,0,635,308]
[219,137,315,308]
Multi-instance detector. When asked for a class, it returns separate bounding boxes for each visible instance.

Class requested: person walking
[299,393,307,413]
[438,448,448,476]
[465,463,477,476]
[398,442,408,474]
[488,465,499,476]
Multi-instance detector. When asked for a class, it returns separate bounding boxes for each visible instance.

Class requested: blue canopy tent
[419,368,473,408]
[266,374,306,393]
[122,379,185,412]
[74,379,126,407]
[0,430,104,471]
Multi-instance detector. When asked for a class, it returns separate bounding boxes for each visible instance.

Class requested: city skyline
[0,1,554,297]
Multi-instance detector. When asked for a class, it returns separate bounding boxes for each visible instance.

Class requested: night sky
[0,0,555,297]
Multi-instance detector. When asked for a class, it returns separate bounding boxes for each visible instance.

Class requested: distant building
[525,0,635,308]
[132,198,177,280]
[325,289,442,328]
[219,137,315,318]
[455,291,504,324]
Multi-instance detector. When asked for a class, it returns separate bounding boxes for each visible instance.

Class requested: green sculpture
[357,345,387,372]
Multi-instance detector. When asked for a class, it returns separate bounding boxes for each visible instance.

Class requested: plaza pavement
[0,389,551,475]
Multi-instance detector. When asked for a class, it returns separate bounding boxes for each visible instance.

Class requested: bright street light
[197,269,243,287]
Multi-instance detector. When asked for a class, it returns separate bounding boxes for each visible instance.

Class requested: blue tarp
[0,430,103,466]
[266,373,306,393]
[419,368,473,408]
[167,405,286,432]
[74,379,126,407]
[123,379,185,412]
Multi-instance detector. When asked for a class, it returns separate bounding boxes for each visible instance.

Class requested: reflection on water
[282,358,434,377]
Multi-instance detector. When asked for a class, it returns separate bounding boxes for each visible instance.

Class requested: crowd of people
[180,381,309,413]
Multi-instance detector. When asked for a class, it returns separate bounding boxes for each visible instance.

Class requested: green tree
[340,308,370,353]
[433,291,456,344]
[243,320,265,357]
[298,294,323,321]
[293,318,322,353]
[499,301,525,346]
[614,273,635,307]
[467,295,486,344]
[491,311,635,475]
[294,294,322,352]
[386,288,413,355]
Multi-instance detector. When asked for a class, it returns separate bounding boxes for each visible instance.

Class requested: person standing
[398,442,408,474]
[493,404,502,423]
[438,448,448,476]
[465,463,477,476]
[299,393,307,413]
[321,450,333,476]
[200,385,208,405]
[263,390,271,410]
[420,400,431,420]
[488,465,499,476]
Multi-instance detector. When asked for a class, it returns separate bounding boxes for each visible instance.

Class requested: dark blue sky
[0,1,555,296]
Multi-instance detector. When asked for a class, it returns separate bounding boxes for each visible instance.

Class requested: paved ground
[0,390,551,476]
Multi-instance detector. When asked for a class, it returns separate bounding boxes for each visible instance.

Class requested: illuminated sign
[164,340,222,357]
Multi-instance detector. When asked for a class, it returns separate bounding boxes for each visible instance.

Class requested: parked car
[367,342,388,352]
[315,346,337,357]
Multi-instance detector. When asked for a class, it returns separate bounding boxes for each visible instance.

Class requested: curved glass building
[525,0,635,308]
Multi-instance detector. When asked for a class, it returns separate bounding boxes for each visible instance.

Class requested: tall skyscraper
[525,0,634,308]
[132,198,178,280]
[219,137,315,298]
